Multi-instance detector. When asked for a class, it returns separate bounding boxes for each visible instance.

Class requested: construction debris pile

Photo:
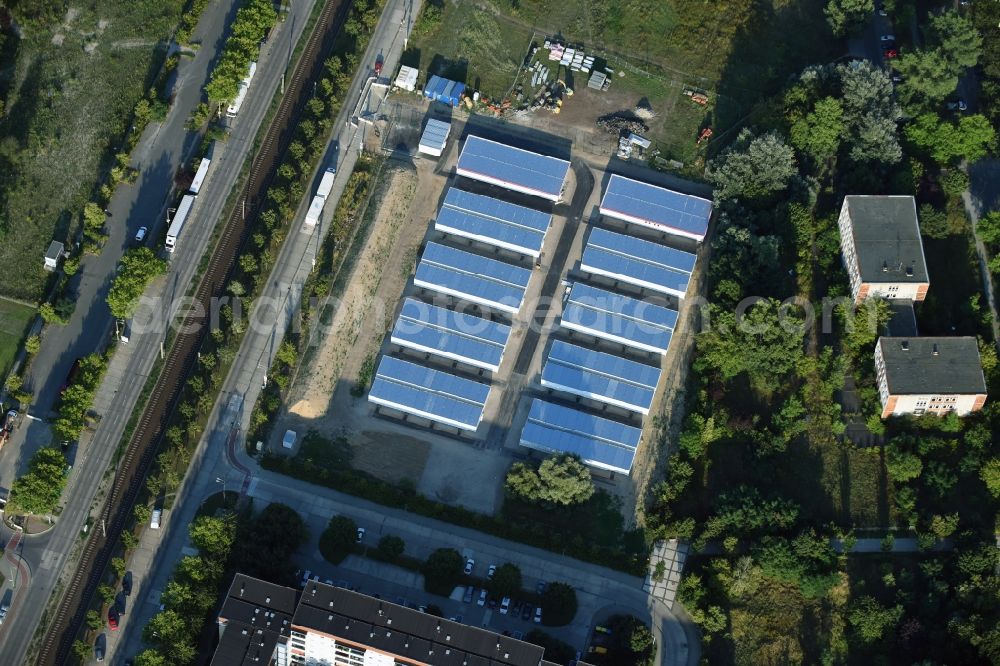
[597,112,649,136]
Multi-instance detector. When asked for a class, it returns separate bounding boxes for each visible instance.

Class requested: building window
[914,408,925,415]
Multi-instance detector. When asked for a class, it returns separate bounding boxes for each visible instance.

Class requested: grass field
[0,298,35,379]
[408,0,838,164]
[0,1,185,301]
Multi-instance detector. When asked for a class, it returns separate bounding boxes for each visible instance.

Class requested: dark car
[116,591,127,616]
[512,600,523,616]
[521,603,533,621]
[123,570,133,596]
[463,587,475,604]
[94,633,106,662]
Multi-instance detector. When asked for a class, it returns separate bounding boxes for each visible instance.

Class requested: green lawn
[0,298,35,379]
[0,0,185,301]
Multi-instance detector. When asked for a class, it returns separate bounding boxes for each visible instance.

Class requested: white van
[150,509,162,529]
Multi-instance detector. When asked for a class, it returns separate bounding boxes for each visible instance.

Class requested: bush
[422,548,463,596]
[539,582,577,626]
[319,515,357,565]
[941,168,970,196]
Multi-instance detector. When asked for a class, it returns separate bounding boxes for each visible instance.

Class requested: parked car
[521,603,533,621]
[108,608,119,631]
[883,47,899,58]
[356,527,366,543]
[880,34,895,41]
[94,634,106,662]
[488,598,498,610]
[122,571,133,596]
[535,581,547,595]
[134,227,147,243]
[374,59,383,76]
[500,597,511,615]
[487,564,497,580]
[533,607,542,624]
[463,587,475,604]
[477,589,488,607]
[150,508,161,529]
[464,558,475,575]
[946,98,968,111]
[116,592,127,616]
[512,600,523,616]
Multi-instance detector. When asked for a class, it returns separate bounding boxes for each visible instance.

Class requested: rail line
[37,0,352,662]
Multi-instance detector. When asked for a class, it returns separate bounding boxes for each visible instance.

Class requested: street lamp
[215,476,227,502]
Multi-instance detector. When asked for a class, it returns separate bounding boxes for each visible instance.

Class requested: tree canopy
[928,10,982,71]
[905,113,996,164]
[189,514,236,558]
[824,0,873,37]
[707,129,799,202]
[539,582,578,626]
[106,247,167,319]
[790,97,844,164]
[8,447,67,515]
[319,515,357,565]
[505,454,594,506]
[848,596,904,643]
[488,563,522,598]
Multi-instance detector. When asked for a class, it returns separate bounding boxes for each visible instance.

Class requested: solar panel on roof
[520,399,640,474]
[368,356,490,431]
[435,188,552,257]
[541,340,662,414]
[560,282,676,354]
[456,136,570,201]
[414,242,531,314]
[581,227,696,298]
[391,298,512,372]
[600,174,712,241]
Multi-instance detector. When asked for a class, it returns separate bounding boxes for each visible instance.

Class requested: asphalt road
[0,1,320,661]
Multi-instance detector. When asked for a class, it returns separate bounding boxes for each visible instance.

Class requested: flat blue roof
[414,242,532,314]
[520,399,641,475]
[368,356,490,431]
[436,188,552,257]
[456,136,570,201]
[391,298,511,372]
[600,174,712,241]
[560,283,676,354]
[540,340,662,414]
[581,227,696,298]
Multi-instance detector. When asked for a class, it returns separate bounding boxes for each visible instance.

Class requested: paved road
[0,1,321,661]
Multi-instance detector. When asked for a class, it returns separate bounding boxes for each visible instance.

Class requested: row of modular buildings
[367,134,713,478]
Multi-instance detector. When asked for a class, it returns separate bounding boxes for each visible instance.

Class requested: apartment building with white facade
[838,195,930,304]
[875,337,988,418]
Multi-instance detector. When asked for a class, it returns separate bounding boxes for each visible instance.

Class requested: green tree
[106,247,168,319]
[976,212,1000,246]
[144,609,196,663]
[7,447,68,515]
[928,513,959,540]
[422,548,463,593]
[790,97,844,164]
[319,515,357,564]
[905,113,996,164]
[85,609,102,630]
[695,299,806,397]
[836,60,902,164]
[97,583,115,606]
[981,458,1000,498]
[72,639,92,662]
[489,563,522,598]
[112,556,127,578]
[189,514,236,558]
[848,595,903,643]
[886,443,923,482]
[895,50,960,109]
[505,455,594,506]
[929,10,982,71]
[918,203,950,239]
[540,582,578,626]
[134,649,169,666]
[824,0,873,36]
[376,535,405,562]
[24,335,40,355]
[708,129,798,202]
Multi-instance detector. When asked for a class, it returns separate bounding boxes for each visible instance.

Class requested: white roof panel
[520,399,640,474]
[581,227,696,298]
[456,135,570,201]
[391,298,511,372]
[368,356,490,431]
[600,174,711,241]
[540,340,662,414]
[414,242,532,314]
[560,283,676,354]
[435,188,551,257]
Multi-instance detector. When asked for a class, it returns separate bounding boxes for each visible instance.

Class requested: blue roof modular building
[368,356,490,431]
[435,188,552,258]
[520,399,641,475]
[581,227,696,298]
[456,136,570,202]
[390,298,512,373]
[413,242,532,315]
[540,340,663,415]
[423,75,466,107]
[600,174,712,242]
[560,283,677,355]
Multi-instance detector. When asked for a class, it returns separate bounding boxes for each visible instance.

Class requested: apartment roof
[843,196,929,284]
[878,336,987,395]
[294,580,545,666]
[214,575,298,666]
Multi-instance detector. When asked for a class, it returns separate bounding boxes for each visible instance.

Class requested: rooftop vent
[240,583,245,597]
[504,653,510,659]
[329,601,334,607]
[387,618,392,625]
[901,341,909,351]
[370,632,375,638]
[328,614,333,621]
[265,596,271,603]
[241,629,248,636]
[446,649,451,655]
[446,634,451,641]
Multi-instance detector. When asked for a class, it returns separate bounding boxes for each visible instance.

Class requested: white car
[134,226,147,243]
[477,589,487,606]
[533,607,542,624]
[500,597,511,615]
[356,527,366,543]
[487,564,497,580]
[880,34,895,42]
[463,558,475,575]
[150,509,161,529]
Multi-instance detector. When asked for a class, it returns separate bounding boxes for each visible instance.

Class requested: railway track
[37,0,352,662]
